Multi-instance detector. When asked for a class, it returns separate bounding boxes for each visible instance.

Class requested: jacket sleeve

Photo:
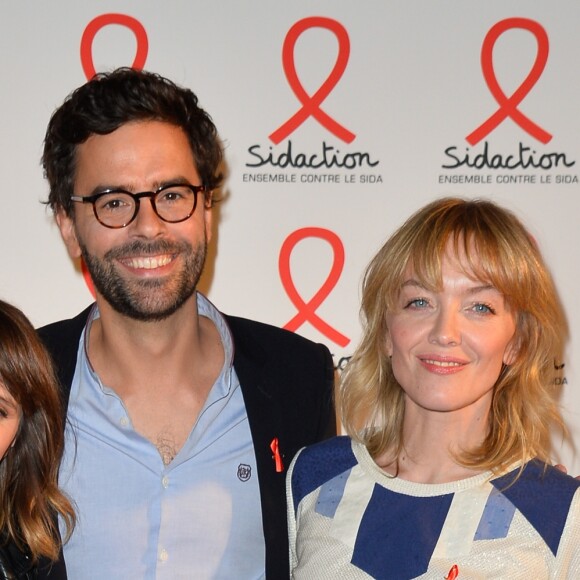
[317,343,337,442]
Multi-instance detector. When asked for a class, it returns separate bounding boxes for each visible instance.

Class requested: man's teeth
[128,256,172,269]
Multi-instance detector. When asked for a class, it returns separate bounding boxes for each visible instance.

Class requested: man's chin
[96,284,197,322]
[113,300,190,322]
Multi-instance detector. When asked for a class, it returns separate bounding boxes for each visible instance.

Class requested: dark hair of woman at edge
[0,299,75,561]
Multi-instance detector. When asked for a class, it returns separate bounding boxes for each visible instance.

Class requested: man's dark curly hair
[42,67,223,216]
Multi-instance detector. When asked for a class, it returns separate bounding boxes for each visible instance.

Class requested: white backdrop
[0,1,578,470]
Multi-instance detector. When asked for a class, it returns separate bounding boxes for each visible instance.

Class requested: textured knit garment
[287,436,580,579]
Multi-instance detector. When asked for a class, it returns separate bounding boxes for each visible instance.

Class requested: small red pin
[270,438,284,472]
[445,564,459,579]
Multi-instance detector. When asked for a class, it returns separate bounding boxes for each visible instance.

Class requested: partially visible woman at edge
[288,198,580,578]
[0,299,74,579]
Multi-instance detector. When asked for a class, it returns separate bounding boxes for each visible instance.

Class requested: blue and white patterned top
[287,436,580,579]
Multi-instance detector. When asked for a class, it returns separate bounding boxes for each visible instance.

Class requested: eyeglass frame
[70,182,207,229]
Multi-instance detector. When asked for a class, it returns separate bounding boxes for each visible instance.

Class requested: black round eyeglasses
[71,183,206,229]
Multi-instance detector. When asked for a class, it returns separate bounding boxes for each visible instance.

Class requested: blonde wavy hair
[0,300,75,561]
[340,197,567,473]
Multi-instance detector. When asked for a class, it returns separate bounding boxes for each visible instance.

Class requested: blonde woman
[288,198,579,578]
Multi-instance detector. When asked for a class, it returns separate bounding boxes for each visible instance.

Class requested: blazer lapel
[225,314,290,579]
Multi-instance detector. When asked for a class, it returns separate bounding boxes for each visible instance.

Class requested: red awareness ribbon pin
[270,438,284,473]
[81,259,96,298]
[466,17,552,145]
[269,17,355,144]
[445,564,459,580]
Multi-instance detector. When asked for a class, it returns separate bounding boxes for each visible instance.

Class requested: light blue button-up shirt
[59,294,265,579]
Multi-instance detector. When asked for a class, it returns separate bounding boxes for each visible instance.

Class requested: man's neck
[87,293,223,395]
[85,293,226,459]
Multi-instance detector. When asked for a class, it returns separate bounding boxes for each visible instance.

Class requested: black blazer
[38,305,336,579]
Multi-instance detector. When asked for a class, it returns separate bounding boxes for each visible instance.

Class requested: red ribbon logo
[466,17,551,145]
[81,259,96,298]
[80,13,149,80]
[269,17,355,145]
[279,227,350,347]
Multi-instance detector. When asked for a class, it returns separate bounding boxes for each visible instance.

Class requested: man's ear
[55,209,82,259]
[203,193,213,244]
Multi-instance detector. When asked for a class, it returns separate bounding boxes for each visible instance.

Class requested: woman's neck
[375,403,490,484]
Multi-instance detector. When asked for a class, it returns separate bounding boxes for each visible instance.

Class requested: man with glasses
[38,68,335,579]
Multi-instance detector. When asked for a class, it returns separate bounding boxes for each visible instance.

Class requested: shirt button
[120,417,129,427]
[159,549,168,562]
[162,476,169,488]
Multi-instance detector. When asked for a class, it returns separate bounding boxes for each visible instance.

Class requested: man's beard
[80,238,207,322]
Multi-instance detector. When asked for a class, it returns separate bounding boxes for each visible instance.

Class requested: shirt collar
[83,292,235,379]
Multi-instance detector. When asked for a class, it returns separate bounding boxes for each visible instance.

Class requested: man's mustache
[104,239,190,260]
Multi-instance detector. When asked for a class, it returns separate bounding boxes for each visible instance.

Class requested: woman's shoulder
[289,436,359,507]
[490,460,580,556]
[493,460,580,500]
[0,538,36,579]
[293,436,356,473]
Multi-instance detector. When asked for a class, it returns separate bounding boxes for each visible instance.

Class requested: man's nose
[130,197,166,237]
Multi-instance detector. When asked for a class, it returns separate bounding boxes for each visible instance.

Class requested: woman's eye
[472,303,495,314]
[406,298,429,309]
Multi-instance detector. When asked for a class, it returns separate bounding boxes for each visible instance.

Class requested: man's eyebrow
[88,176,193,196]
[86,183,135,196]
